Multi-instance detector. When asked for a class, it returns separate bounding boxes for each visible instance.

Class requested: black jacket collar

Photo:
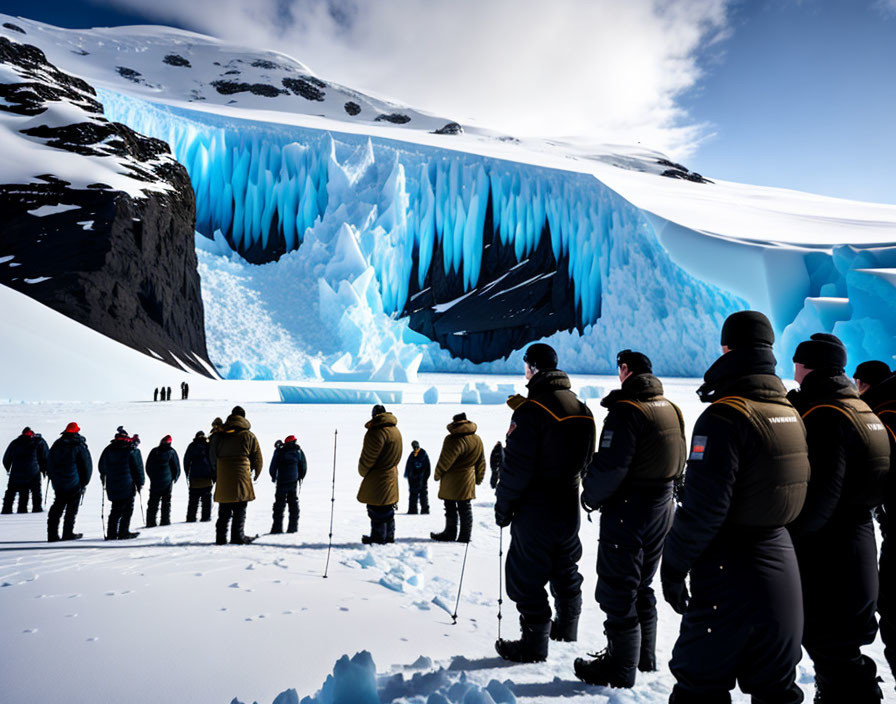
[527,369,571,397]
[602,373,664,408]
[697,347,786,403]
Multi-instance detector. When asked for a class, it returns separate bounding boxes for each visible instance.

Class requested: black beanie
[371,404,386,418]
[793,333,847,370]
[194,430,206,440]
[524,343,558,371]
[854,360,892,386]
[616,349,652,375]
[231,405,246,418]
[453,412,467,423]
[720,311,775,349]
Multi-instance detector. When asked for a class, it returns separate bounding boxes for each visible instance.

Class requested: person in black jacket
[662,311,810,703]
[855,361,896,686]
[3,427,49,514]
[46,422,92,542]
[787,336,890,702]
[404,440,431,514]
[575,350,686,688]
[154,388,159,402]
[494,343,595,662]
[145,435,181,527]
[98,428,145,540]
[184,430,215,522]
[269,435,307,534]
[489,441,503,490]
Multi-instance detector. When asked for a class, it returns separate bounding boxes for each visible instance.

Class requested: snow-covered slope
[1,15,894,380]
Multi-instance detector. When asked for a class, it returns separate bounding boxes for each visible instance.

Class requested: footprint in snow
[23,628,37,634]
[194,573,203,577]
[228,582,240,588]
[339,606,350,612]
[219,607,228,612]
[65,613,78,618]
[86,637,99,642]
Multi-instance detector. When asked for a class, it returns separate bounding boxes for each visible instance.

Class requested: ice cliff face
[0,35,212,375]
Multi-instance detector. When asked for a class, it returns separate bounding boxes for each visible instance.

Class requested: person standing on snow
[575,350,686,688]
[431,413,485,543]
[404,440,431,515]
[184,430,215,522]
[269,435,307,534]
[3,427,49,514]
[210,406,263,545]
[145,435,180,527]
[46,422,92,542]
[661,311,809,703]
[854,360,896,685]
[787,336,890,702]
[494,343,595,663]
[357,404,402,545]
[98,428,144,540]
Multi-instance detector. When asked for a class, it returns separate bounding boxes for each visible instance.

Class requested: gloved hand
[80,486,87,497]
[495,505,513,527]
[661,562,690,615]
[254,470,261,481]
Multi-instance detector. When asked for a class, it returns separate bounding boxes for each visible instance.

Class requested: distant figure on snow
[357,404,402,545]
[431,413,485,543]
[145,435,180,527]
[183,382,190,400]
[3,427,49,514]
[46,422,92,542]
[154,388,159,402]
[184,431,215,522]
[166,386,172,401]
[209,406,263,545]
[269,435,307,534]
[404,440,430,514]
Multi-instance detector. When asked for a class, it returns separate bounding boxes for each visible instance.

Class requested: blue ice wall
[97,90,895,377]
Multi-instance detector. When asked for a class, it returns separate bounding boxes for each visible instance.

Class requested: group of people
[3,309,894,702]
[152,382,189,402]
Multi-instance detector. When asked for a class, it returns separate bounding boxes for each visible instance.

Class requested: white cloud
[97,0,731,157]
[872,0,896,16]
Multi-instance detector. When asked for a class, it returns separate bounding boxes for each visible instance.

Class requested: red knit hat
[22,427,34,437]
[64,422,80,434]
[285,435,296,444]
[162,435,172,444]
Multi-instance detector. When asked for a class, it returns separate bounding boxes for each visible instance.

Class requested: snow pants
[669,527,804,703]
[146,487,172,527]
[47,486,80,539]
[272,482,299,532]
[31,476,42,511]
[216,501,248,543]
[442,499,473,541]
[366,505,395,543]
[108,495,135,538]
[407,478,429,514]
[796,517,880,694]
[881,527,896,681]
[506,501,584,624]
[2,483,31,513]
[186,487,212,522]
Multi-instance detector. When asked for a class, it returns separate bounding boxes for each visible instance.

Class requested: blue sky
[2,0,894,204]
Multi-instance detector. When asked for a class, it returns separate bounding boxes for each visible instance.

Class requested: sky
[1,0,894,204]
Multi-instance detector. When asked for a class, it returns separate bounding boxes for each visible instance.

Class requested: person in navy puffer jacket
[47,422,92,542]
[98,427,145,540]
[184,430,215,522]
[145,435,180,527]
[3,427,49,514]
[269,435,307,534]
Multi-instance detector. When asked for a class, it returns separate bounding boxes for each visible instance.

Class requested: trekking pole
[101,480,106,540]
[451,539,471,625]
[43,474,50,506]
[323,429,337,579]
[498,526,504,640]
[137,489,145,527]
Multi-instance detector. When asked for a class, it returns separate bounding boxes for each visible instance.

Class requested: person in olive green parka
[209,406,263,545]
[431,412,486,543]
[357,404,402,544]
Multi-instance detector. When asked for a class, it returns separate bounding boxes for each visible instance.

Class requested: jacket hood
[527,369,572,397]
[223,414,251,431]
[602,372,664,408]
[447,419,478,435]
[366,412,398,430]
[58,432,85,445]
[861,373,896,411]
[108,438,131,449]
[697,347,786,403]
[788,370,858,413]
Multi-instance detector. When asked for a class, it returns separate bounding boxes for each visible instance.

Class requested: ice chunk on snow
[461,384,481,404]
[424,386,439,404]
[300,651,378,704]
[279,386,397,405]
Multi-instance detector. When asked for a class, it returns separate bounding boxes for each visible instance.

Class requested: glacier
[97,90,896,378]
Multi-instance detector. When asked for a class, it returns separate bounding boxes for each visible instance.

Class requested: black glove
[580,493,599,513]
[672,473,686,505]
[661,562,689,615]
[495,505,513,527]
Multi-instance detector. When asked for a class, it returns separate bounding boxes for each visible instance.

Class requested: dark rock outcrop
[657,159,713,184]
[210,79,285,97]
[344,101,361,116]
[3,22,25,34]
[432,122,463,135]
[375,113,411,124]
[282,77,325,101]
[163,53,191,68]
[0,36,213,376]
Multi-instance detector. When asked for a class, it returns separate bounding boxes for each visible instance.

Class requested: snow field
[1,388,893,703]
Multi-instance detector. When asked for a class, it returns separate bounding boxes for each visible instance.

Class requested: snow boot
[48,532,60,542]
[286,515,298,534]
[231,504,256,544]
[456,500,472,543]
[270,524,284,534]
[813,655,883,703]
[215,514,229,545]
[107,517,118,541]
[573,624,641,688]
[118,531,140,540]
[385,517,395,543]
[638,611,658,672]
[550,594,582,642]
[496,619,551,663]
[669,687,732,703]
[60,532,83,541]
[431,500,458,541]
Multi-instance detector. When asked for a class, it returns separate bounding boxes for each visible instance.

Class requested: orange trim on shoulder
[527,399,595,423]
[800,403,853,421]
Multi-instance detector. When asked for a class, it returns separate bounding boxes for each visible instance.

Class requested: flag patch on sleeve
[600,430,614,449]
[689,435,708,461]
